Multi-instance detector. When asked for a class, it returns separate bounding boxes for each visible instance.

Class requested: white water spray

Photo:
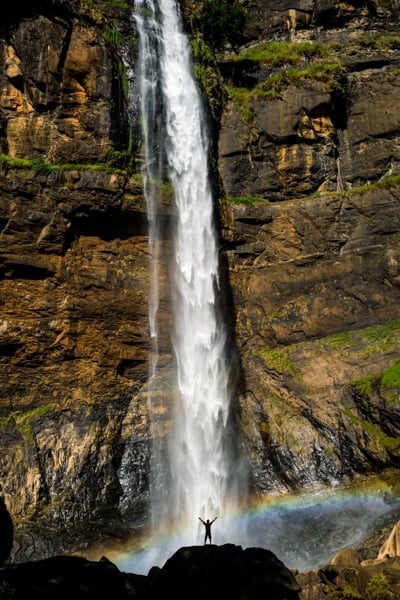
[134,0,247,554]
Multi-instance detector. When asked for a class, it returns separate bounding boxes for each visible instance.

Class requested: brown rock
[331,548,361,566]
[378,520,400,559]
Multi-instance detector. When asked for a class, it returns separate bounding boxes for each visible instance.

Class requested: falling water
[116,1,400,575]
[134,0,247,555]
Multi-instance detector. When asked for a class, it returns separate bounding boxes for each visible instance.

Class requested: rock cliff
[1,0,400,562]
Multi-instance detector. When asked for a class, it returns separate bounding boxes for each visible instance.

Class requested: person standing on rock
[199,516,217,544]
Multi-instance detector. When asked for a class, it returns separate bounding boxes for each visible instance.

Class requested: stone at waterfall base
[0,544,300,599]
[4,543,400,599]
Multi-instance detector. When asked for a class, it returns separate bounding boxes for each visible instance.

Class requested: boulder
[0,497,13,564]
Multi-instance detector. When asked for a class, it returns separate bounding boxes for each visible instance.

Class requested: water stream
[115,0,400,575]
[133,0,247,560]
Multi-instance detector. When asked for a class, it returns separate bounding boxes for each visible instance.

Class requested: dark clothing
[199,517,217,544]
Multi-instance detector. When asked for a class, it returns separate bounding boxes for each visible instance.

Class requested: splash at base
[112,478,400,575]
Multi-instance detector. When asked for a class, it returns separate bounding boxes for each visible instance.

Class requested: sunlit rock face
[0,0,400,561]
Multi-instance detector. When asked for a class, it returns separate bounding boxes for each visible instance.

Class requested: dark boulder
[148,544,301,600]
[0,545,300,599]
[0,497,13,564]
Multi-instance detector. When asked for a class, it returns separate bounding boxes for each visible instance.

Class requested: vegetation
[354,359,400,403]
[224,35,400,121]
[358,34,400,50]
[257,347,296,376]
[0,581,16,600]
[196,0,246,50]
[0,153,136,177]
[366,573,390,599]
[229,196,267,204]
[0,404,57,443]
[230,41,330,66]
[381,360,400,390]
[364,421,400,454]
[344,174,400,195]
[342,583,363,599]
[229,35,400,66]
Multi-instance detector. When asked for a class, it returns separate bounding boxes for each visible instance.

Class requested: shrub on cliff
[197,0,246,50]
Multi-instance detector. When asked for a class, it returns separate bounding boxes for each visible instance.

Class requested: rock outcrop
[378,520,400,559]
[0,544,300,600]
[0,497,13,564]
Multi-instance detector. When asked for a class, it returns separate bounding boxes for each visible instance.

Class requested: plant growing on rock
[196,0,246,50]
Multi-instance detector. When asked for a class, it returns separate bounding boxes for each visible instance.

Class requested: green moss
[260,62,344,94]
[257,347,295,376]
[345,174,400,195]
[341,407,359,426]
[0,154,55,174]
[381,360,400,389]
[366,573,390,599]
[364,421,400,454]
[353,375,376,396]
[359,34,400,50]
[231,36,400,67]
[0,404,57,443]
[0,153,138,177]
[322,331,356,350]
[229,196,267,204]
[102,0,131,9]
[230,41,330,66]
[191,38,225,105]
[227,60,343,105]
[343,583,363,599]
[103,24,123,46]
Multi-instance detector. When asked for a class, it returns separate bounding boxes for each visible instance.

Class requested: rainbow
[108,473,400,575]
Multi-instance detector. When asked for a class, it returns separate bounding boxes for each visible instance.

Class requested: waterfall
[134,0,247,555]
[117,1,400,576]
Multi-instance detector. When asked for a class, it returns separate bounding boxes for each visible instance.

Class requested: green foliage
[341,407,359,426]
[366,573,390,599]
[0,581,16,600]
[197,0,246,50]
[106,147,131,169]
[229,196,267,204]
[359,34,400,50]
[381,360,400,390]
[0,404,57,443]
[348,174,400,195]
[30,158,57,175]
[364,421,400,454]
[259,62,344,95]
[232,41,329,66]
[353,375,376,396]
[360,319,400,342]
[191,38,226,104]
[343,583,363,599]
[0,153,137,177]
[0,154,55,175]
[258,347,295,376]
[107,0,130,8]
[103,24,123,46]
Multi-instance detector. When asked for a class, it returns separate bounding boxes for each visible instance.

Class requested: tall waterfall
[134,0,247,554]
[117,1,400,575]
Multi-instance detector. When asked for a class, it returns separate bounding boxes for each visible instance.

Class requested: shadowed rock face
[1,0,400,562]
[0,497,13,564]
[0,545,301,600]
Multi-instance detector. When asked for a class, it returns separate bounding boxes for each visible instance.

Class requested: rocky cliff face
[1,0,400,561]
